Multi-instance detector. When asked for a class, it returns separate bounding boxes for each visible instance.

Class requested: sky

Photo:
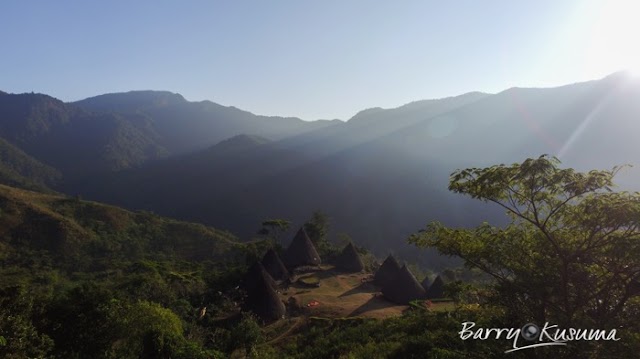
[1,0,639,120]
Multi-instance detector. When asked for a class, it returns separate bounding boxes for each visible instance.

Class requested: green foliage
[43,283,118,358]
[229,312,264,354]
[304,210,330,248]
[410,155,640,356]
[0,185,242,273]
[335,232,352,247]
[0,92,173,179]
[0,184,252,358]
[0,286,54,358]
[279,308,505,358]
[39,282,221,359]
[110,301,184,358]
[10,158,640,358]
[259,219,291,246]
[0,136,61,192]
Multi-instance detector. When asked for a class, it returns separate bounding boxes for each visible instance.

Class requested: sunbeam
[557,80,622,160]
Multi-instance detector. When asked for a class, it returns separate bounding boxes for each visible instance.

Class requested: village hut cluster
[241,226,451,322]
[374,254,450,305]
[241,227,321,322]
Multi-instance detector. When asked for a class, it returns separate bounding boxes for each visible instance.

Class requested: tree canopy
[409,155,640,337]
[258,219,291,246]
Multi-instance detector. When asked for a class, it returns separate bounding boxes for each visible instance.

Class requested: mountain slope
[0,183,261,358]
[69,73,640,266]
[0,137,61,191]
[74,90,341,154]
[0,184,243,276]
[0,92,168,179]
[0,90,340,189]
[4,73,640,267]
[271,91,489,160]
[71,134,280,216]
[371,71,640,179]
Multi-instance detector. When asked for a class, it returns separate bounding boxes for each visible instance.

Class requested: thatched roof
[262,248,289,282]
[381,265,426,305]
[425,275,446,299]
[374,255,401,287]
[334,242,364,272]
[283,227,321,268]
[242,269,286,322]
[421,275,432,292]
[242,262,277,293]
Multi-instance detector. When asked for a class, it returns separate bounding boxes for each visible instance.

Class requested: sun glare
[583,0,640,78]
[629,66,640,78]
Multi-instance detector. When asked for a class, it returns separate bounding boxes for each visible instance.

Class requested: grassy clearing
[278,266,454,319]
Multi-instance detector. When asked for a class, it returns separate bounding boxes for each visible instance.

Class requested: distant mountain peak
[399,91,490,109]
[102,89,186,100]
[125,89,186,100]
[603,70,634,79]
[348,107,385,122]
[75,90,187,111]
[346,92,490,125]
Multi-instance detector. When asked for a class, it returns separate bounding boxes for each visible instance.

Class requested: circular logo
[521,323,540,341]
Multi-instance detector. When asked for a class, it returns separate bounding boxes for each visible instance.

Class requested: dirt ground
[277,265,451,319]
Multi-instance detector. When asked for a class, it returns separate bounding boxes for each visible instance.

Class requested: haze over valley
[2,71,640,265]
[4,2,640,357]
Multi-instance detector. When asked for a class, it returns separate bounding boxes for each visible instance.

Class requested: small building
[283,227,321,269]
[373,254,401,287]
[334,242,365,273]
[242,261,277,294]
[425,275,446,299]
[262,248,290,282]
[242,268,286,322]
[381,265,427,305]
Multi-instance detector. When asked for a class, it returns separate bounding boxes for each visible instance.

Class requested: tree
[304,211,330,249]
[43,283,118,358]
[112,301,185,359]
[409,155,640,335]
[0,286,53,358]
[258,219,290,246]
[336,233,353,248]
[229,312,263,356]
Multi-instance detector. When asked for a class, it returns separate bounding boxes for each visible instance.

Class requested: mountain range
[2,72,640,267]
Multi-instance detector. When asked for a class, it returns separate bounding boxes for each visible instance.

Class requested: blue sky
[1,1,638,120]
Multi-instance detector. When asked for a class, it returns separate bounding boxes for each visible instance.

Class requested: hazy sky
[2,1,638,120]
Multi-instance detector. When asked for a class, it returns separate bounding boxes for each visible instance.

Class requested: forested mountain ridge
[74,90,341,154]
[0,90,339,189]
[0,92,168,179]
[2,73,640,265]
[0,183,244,273]
[2,74,640,358]
[0,183,270,358]
[67,73,640,265]
[0,136,61,191]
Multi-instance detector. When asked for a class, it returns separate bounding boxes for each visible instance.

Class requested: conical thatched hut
[421,275,432,292]
[373,255,401,287]
[242,262,277,293]
[262,248,289,282]
[425,275,446,299]
[334,242,364,272]
[243,269,286,322]
[381,265,426,305]
[283,227,321,268]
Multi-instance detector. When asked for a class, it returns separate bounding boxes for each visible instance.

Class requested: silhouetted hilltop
[2,74,640,265]
[75,90,188,112]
